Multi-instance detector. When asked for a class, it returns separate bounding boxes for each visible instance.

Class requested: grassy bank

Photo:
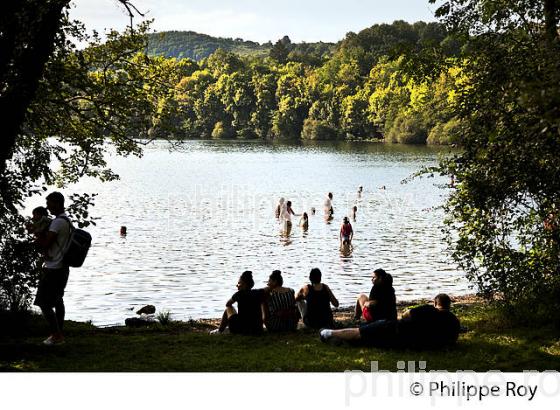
[1,299,560,372]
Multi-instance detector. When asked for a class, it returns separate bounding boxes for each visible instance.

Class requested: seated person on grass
[211,271,265,335]
[320,293,461,349]
[354,268,397,323]
[296,268,339,329]
[263,270,299,332]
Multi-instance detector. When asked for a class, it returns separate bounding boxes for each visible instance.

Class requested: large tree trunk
[544,0,560,44]
[0,1,69,179]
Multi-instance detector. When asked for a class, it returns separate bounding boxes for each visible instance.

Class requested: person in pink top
[340,216,353,245]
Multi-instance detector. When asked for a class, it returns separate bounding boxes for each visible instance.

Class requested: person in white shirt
[275,197,286,220]
[34,192,72,346]
[282,200,297,235]
[324,192,334,218]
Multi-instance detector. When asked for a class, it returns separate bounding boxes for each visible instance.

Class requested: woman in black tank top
[296,268,339,329]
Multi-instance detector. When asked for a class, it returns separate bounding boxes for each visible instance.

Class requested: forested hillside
[146,20,464,144]
[146,31,336,61]
[146,31,270,60]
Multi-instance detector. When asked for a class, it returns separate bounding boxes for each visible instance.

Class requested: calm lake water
[41,140,471,325]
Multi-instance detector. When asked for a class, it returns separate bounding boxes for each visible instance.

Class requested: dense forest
[148,20,464,144]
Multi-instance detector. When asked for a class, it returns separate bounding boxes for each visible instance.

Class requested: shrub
[211,121,235,139]
[301,118,339,140]
[385,112,427,144]
[0,237,41,312]
[157,311,172,326]
[427,117,463,145]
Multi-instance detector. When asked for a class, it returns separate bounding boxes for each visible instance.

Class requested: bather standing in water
[324,192,334,217]
[299,212,309,231]
[350,206,358,221]
[282,200,297,236]
[275,197,286,220]
[340,216,353,245]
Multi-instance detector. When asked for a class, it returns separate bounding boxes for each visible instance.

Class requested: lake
[44,140,470,325]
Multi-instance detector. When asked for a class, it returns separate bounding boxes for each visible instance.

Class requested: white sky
[69,0,440,43]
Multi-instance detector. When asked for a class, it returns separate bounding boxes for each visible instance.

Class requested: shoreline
[186,293,483,330]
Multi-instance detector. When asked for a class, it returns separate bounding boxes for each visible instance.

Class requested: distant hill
[146,31,335,61]
[146,31,270,60]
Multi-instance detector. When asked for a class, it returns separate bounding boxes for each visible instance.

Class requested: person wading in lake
[350,206,358,222]
[282,200,297,236]
[275,197,286,220]
[299,212,309,231]
[324,192,334,219]
[340,216,354,246]
[34,192,72,345]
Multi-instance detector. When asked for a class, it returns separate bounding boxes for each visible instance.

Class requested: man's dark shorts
[34,266,70,308]
[359,319,398,347]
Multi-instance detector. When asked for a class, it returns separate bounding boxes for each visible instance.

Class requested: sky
[69,0,439,44]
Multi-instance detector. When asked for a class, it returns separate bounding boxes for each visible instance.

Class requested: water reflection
[339,243,353,259]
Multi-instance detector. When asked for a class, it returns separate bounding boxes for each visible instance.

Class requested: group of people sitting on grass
[211,268,461,350]
[210,268,339,335]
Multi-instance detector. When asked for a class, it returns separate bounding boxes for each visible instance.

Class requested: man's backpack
[58,215,92,268]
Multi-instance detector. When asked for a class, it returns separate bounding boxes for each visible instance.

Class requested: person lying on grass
[320,293,460,349]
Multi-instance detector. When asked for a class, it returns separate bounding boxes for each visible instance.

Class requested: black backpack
[57,215,92,268]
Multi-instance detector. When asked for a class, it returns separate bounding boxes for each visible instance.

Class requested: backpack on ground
[58,215,92,268]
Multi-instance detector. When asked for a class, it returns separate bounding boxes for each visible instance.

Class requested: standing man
[34,192,71,345]
[324,192,334,218]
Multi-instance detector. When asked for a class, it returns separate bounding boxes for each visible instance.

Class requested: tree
[431,0,560,323]
[0,7,184,310]
[0,1,140,183]
[270,39,290,64]
[272,63,310,139]
[250,68,278,138]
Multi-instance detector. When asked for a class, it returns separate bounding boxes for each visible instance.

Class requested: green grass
[1,303,559,372]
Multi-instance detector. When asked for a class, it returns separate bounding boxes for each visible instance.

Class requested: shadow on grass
[1,306,559,372]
